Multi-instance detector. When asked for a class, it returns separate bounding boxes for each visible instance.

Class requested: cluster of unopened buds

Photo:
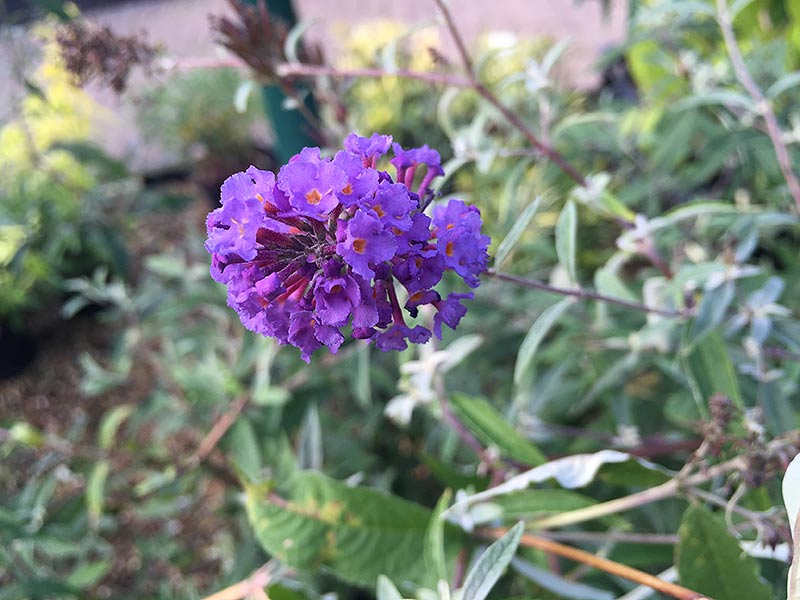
[205,133,489,361]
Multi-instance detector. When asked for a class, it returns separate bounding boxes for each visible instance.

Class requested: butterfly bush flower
[205,133,489,362]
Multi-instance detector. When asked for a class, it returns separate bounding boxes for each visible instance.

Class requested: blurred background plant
[2,0,800,599]
[134,66,273,197]
[0,25,136,331]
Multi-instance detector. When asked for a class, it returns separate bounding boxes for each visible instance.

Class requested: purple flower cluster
[205,133,489,362]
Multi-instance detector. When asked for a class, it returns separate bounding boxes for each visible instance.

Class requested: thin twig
[716,0,800,212]
[432,0,474,75]
[275,62,472,88]
[686,486,772,525]
[476,527,710,600]
[539,530,680,545]
[527,456,745,530]
[487,268,688,318]
[190,395,250,466]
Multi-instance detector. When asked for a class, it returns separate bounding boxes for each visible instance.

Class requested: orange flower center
[305,189,323,205]
[353,238,367,254]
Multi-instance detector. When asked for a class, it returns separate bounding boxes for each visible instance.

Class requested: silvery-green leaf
[690,280,735,344]
[284,18,319,64]
[376,575,403,600]
[511,556,614,600]
[234,79,254,114]
[734,225,759,263]
[494,197,541,268]
[424,490,452,586]
[298,403,322,471]
[440,335,483,373]
[541,38,572,76]
[750,316,773,346]
[593,268,638,303]
[461,522,524,600]
[748,277,784,308]
[513,298,573,386]
[555,201,578,285]
[767,71,800,101]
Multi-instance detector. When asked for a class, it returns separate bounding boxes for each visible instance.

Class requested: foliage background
[1,1,800,599]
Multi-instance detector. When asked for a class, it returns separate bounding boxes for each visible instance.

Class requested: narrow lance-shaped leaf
[555,200,578,285]
[683,330,743,410]
[86,461,109,530]
[514,298,573,386]
[690,281,735,344]
[461,521,525,600]
[494,197,541,268]
[97,405,133,451]
[424,489,452,586]
[376,575,404,600]
[298,403,323,470]
[227,418,262,481]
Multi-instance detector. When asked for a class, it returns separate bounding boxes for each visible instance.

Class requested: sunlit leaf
[461,522,524,600]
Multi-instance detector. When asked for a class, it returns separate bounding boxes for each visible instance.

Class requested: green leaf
[66,559,112,588]
[683,331,743,410]
[690,281,735,344]
[494,197,541,268]
[555,201,578,284]
[86,461,109,529]
[298,403,323,470]
[245,471,462,588]
[514,298,573,386]
[676,505,771,600]
[450,394,546,466]
[234,79,255,114]
[420,453,489,490]
[461,522,524,600]
[284,18,320,64]
[489,489,596,519]
[226,418,262,480]
[594,268,638,303]
[97,405,133,451]
[766,71,800,100]
[424,490,452,586]
[376,575,404,600]
[672,90,755,112]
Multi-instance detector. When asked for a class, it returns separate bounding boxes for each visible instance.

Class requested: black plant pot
[0,323,38,380]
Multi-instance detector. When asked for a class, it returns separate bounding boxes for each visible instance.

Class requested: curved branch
[487,269,688,318]
[716,0,800,212]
